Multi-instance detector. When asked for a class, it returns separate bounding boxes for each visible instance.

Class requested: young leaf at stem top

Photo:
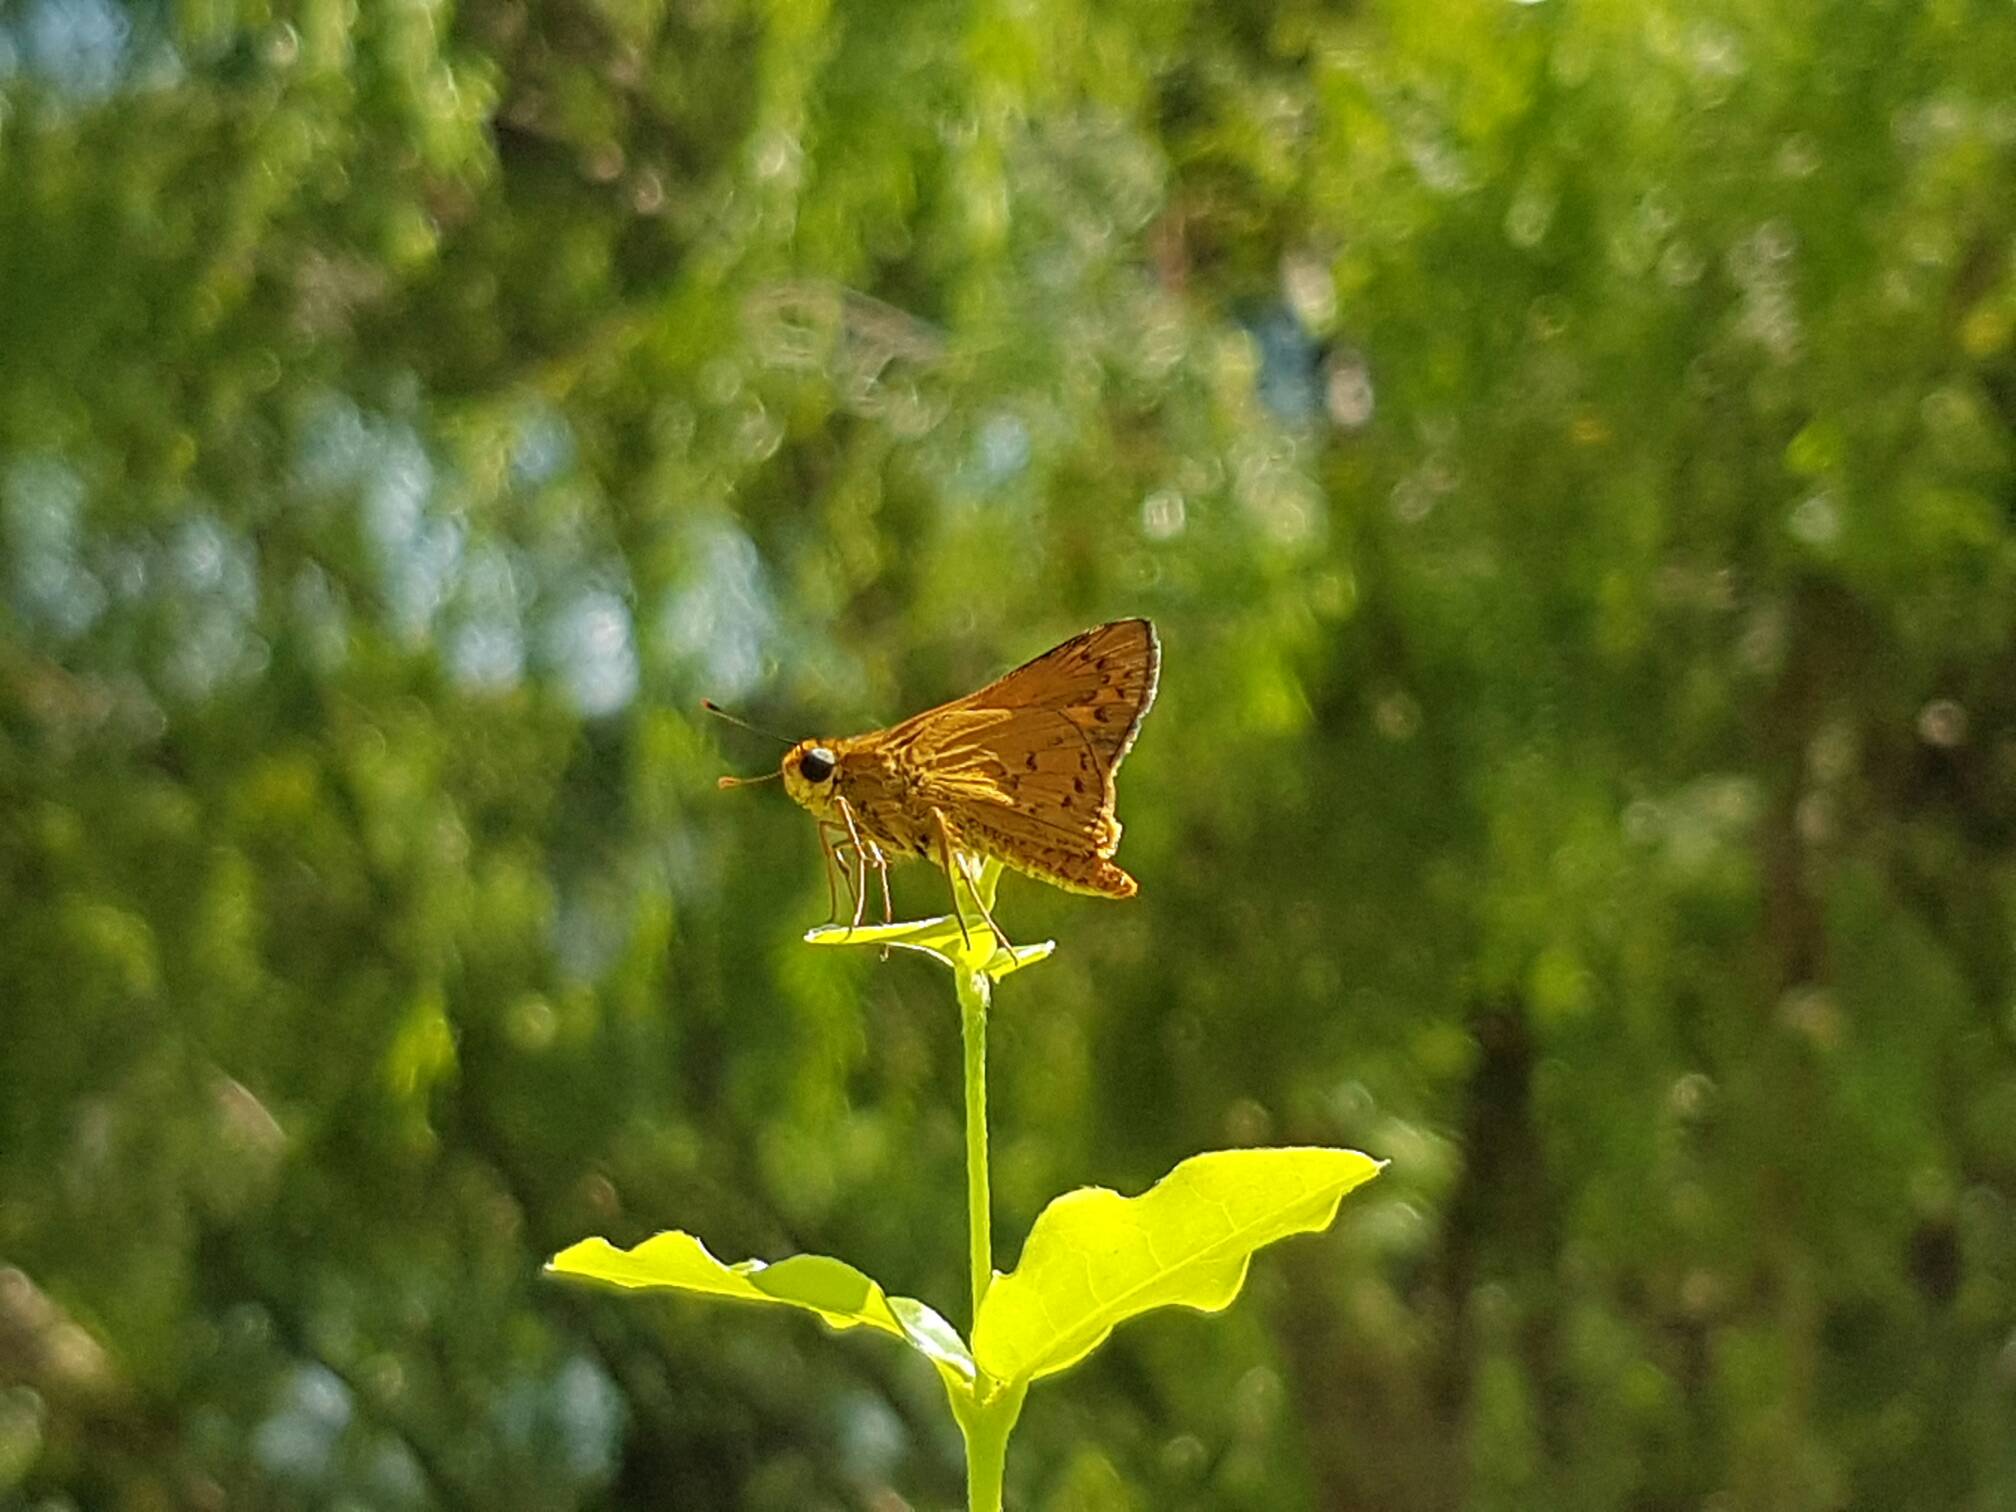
[803,856,1053,980]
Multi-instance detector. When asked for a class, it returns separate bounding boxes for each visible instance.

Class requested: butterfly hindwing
[889,620,1159,895]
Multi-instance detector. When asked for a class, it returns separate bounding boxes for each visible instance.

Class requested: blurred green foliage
[2,0,2014,1506]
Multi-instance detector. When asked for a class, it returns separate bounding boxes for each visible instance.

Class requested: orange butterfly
[713,619,1160,947]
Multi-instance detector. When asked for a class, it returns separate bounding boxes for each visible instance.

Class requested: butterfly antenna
[702,700,792,790]
[700,699,794,746]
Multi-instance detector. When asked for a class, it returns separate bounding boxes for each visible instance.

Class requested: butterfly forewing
[981,619,1157,754]
[889,619,1159,896]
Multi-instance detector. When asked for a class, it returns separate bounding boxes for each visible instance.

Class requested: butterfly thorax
[781,736,933,856]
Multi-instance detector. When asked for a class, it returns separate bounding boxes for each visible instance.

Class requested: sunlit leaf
[548,1232,975,1390]
[973,1148,1382,1385]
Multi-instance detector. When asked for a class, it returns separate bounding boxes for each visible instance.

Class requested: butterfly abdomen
[1022,851,1138,898]
[958,815,1139,899]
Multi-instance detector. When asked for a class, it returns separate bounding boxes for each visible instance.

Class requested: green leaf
[547,1232,976,1391]
[972,1147,1382,1386]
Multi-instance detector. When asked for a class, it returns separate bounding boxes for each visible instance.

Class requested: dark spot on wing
[1073,776,1085,794]
[1024,751,1038,771]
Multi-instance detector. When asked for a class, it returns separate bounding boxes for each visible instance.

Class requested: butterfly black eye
[799,747,837,783]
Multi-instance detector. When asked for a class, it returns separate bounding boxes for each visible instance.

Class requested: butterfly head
[705,701,840,814]
[780,740,843,817]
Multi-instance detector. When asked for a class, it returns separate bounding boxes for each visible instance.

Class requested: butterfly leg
[959,854,1013,955]
[927,808,974,950]
[873,842,894,923]
[835,796,872,933]
[930,807,1013,955]
[817,823,853,924]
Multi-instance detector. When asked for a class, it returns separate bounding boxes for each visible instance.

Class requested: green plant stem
[959,1378,1027,1512]
[958,966,993,1329]
[956,961,1025,1511]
